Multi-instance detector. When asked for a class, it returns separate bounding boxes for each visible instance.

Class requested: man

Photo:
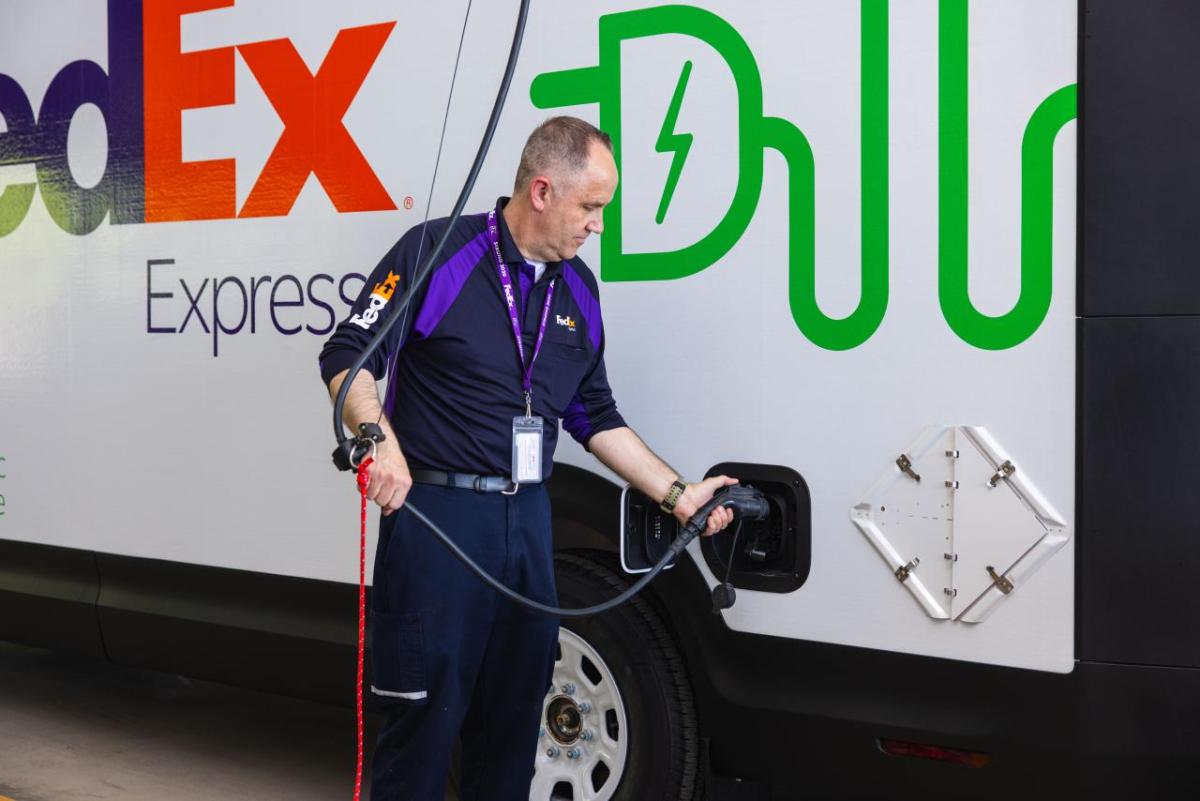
[319,116,735,800]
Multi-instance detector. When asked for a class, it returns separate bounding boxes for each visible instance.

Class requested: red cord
[355,456,373,801]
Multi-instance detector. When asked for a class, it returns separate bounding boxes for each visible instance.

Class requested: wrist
[659,477,689,515]
[674,483,703,519]
[366,425,402,460]
[379,438,405,461]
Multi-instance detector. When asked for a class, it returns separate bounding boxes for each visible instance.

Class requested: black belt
[410,469,519,494]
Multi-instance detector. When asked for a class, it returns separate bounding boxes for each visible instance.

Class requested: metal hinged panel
[851,426,1069,625]
[850,427,956,619]
[952,427,1068,623]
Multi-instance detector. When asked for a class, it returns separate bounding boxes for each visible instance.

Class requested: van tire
[551,550,700,801]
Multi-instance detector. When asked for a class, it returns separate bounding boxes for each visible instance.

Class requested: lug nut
[581,729,594,741]
[578,701,592,713]
[546,746,561,758]
[567,747,582,759]
[561,683,576,695]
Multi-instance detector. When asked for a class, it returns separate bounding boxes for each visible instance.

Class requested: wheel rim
[529,627,629,801]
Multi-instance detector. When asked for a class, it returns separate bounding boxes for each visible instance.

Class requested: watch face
[662,481,686,511]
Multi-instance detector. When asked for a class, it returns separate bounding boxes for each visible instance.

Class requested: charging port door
[700,463,811,594]
[619,485,682,574]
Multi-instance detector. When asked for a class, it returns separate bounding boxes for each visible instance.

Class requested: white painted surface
[0,1,1076,671]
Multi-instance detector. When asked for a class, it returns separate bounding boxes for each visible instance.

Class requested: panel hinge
[895,557,920,583]
[944,480,959,489]
[987,565,1015,595]
[987,460,1016,488]
[896,454,921,482]
[944,587,958,597]
[943,552,958,562]
[945,449,959,458]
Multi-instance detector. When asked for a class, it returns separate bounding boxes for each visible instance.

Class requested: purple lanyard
[487,209,555,413]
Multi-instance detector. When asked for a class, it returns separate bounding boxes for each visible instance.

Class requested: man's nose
[587,215,603,234]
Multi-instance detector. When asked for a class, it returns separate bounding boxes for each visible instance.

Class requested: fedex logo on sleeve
[349,271,401,329]
[0,0,398,238]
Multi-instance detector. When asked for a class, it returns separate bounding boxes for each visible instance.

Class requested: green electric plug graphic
[531,2,1075,351]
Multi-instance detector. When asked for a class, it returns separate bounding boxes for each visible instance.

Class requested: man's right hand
[366,442,413,515]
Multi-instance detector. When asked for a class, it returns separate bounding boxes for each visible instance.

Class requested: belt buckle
[501,480,520,496]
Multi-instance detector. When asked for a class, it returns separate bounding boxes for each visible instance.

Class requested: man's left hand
[673,475,739,537]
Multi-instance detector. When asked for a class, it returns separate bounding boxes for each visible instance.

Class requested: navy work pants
[369,482,559,801]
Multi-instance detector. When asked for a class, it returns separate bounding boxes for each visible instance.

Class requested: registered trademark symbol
[403,196,414,210]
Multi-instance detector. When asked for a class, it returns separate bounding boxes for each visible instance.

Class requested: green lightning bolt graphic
[654,59,694,224]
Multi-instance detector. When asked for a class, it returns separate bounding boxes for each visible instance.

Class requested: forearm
[589,426,738,535]
[327,368,412,513]
[327,368,402,456]
[588,426,680,503]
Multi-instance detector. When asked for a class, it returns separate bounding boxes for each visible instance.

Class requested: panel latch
[987,460,1016,488]
[986,565,1014,595]
[896,454,921,482]
[895,557,920,583]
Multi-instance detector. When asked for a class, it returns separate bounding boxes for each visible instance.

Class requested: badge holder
[510,396,544,492]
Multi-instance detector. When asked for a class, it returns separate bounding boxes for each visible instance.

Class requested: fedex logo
[349,271,400,329]
[0,0,396,238]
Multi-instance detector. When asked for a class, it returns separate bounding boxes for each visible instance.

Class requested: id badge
[512,416,544,484]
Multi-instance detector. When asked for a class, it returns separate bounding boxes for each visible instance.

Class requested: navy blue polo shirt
[319,198,626,479]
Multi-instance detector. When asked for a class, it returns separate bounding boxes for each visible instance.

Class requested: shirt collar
[494,197,566,280]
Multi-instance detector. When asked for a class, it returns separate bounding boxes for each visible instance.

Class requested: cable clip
[332,422,387,472]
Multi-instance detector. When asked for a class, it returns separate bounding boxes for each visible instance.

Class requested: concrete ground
[0,641,438,801]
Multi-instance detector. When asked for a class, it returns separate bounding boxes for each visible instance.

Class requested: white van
[1,1,1196,799]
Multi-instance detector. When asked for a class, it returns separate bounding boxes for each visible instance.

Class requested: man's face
[541,142,618,261]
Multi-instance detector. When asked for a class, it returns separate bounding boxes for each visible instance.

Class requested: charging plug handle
[675,484,769,549]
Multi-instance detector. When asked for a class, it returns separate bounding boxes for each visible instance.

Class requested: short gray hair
[514,116,612,191]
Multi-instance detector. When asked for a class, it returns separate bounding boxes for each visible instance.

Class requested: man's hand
[673,475,739,537]
[366,441,413,515]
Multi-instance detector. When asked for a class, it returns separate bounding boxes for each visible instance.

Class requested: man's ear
[529,176,551,212]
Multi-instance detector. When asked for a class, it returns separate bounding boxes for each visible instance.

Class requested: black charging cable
[408,484,767,618]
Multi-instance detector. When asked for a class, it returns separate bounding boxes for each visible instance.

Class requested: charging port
[619,462,810,593]
[700,463,811,594]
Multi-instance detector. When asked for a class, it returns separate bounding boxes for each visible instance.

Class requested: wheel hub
[546,695,583,745]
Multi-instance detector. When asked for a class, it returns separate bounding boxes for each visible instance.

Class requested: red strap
[354,457,373,801]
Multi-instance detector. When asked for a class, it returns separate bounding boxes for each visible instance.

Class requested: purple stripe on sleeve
[561,262,602,351]
[561,392,592,443]
[412,231,489,338]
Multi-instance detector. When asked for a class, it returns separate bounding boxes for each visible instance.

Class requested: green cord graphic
[939,0,1077,350]
[530,2,1076,351]
[759,0,889,350]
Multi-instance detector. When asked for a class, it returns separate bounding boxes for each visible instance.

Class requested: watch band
[660,479,688,514]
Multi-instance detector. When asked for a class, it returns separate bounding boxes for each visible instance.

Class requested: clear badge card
[512,416,544,483]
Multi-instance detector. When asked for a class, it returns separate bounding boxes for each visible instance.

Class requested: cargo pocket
[370,610,428,706]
